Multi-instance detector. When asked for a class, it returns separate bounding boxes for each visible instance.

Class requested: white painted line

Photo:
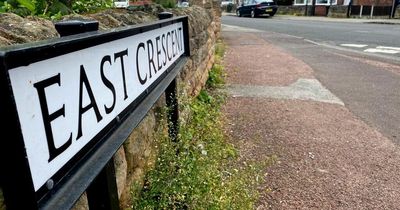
[355,30,370,33]
[340,44,368,48]
[283,34,304,39]
[364,48,399,54]
[376,46,400,51]
[304,39,321,46]
[221,24,263,32]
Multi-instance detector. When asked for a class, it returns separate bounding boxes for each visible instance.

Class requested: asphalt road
[222,15,400,60]
[222,15,400,143]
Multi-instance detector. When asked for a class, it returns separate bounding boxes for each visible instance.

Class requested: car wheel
[251,10,256,18]
[236,10,241,17]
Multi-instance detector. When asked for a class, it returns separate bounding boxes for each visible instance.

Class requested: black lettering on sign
[166,32,172,61]
[147,39,157,79]
[155,36,162,71]
[171,30,176,57]
[114,49,129,100]
[174,29,180,53]
[34,74,72,162]
[136,42,147,85]
[100,55,116,114]
[161,34,167,66]
[77,65,103,140]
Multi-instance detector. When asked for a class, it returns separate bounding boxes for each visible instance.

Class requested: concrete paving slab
[226,78,344,105]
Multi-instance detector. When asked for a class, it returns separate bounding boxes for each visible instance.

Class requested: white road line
[221,24,263,32]
[283,34,304,39]
[364,48,400,54]
[376,46,400,51]
[340,44,368,48]
[304,39,321,46]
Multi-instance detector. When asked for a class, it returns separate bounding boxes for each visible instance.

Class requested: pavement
[222,12,400,24]
[221,25,400,209]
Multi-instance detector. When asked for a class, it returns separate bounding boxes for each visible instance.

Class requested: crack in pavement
[226,78,344,106]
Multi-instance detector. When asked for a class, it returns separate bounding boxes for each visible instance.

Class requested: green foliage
[215,40,226,58]
[207,41,227,88]
[0,0,112,17]
[206,64,225,88]
[16,0,35,12]
[132,41,271,209]
[154,0,175,8]
[71,0,112,14]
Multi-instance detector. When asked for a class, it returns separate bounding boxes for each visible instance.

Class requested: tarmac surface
[223,12,400,24]
[221,24,400,209]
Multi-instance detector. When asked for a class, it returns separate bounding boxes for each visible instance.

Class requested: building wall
[353,0,394,6]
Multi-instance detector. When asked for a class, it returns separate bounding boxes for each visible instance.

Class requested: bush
[155,0,175,8]
[0,0,113,18]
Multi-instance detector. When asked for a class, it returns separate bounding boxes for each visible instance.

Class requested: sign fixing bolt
[46,179,54,190]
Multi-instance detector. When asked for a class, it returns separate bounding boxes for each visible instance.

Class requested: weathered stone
[71,192,89,210]
[328,5,349,18]
[276,6,307,16]
[0,13,58,47]
[123,112,156,173]
[114,147,128,199]
[0,36,12,46]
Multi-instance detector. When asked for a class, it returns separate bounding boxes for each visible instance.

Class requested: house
[290,0,397,16]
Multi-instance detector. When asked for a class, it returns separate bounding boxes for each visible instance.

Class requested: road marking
[283,34,304,39]
[226,78,344,106]
[221,24,263,32]
[364,48,399,54]
[376,46,400,51]
[340,44,368,48]
[304,39,322,46]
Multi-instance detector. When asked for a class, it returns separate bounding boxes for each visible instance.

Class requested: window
[294,0,311,5]
[316,0,336,5]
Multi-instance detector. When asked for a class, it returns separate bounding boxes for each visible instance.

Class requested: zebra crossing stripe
[376,46,400,51]
[340,44,368,48]
[364,48,399,54]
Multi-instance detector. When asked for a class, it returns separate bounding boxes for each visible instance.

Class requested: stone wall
[396,7,400,18]
[0,4,220,210]
[276,5,307,16]
[328,5,349,17]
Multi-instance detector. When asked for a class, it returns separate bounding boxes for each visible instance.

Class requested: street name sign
[0,16,189,209]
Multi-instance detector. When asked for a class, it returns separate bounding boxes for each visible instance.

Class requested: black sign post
[0,15,189,210]
[159,12,179,142]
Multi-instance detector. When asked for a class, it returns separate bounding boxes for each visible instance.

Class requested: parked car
[236,0,277,18]
[177,0,190,7]
[114,0,130,8]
